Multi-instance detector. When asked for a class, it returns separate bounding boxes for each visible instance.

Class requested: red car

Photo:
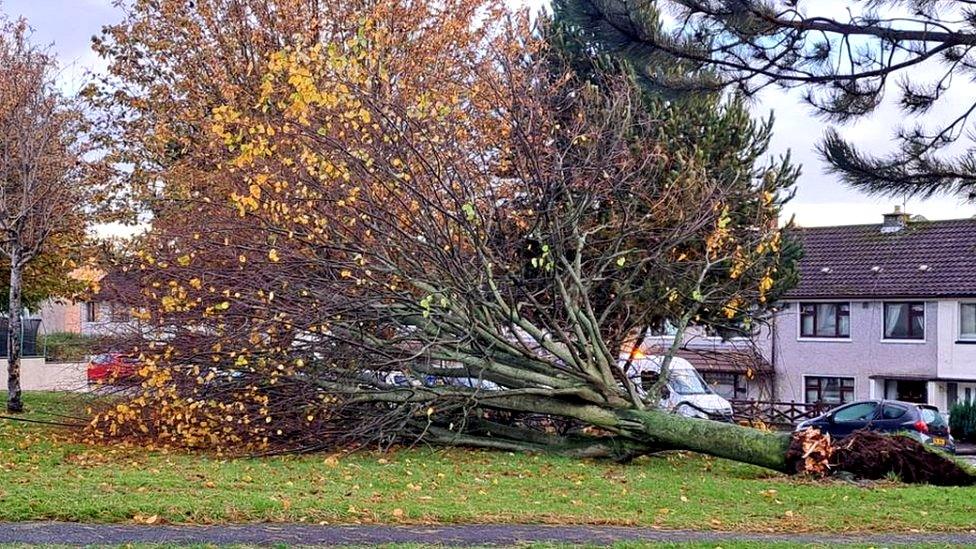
[87,353,140,384]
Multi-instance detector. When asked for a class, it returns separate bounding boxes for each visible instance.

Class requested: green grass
[3,392,976,533]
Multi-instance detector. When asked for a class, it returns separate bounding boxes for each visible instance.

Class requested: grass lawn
[2,392,976,533]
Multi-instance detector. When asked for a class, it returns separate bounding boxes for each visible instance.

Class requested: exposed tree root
[788,428,976,486]
[785,427,834,476]
[833,430,975,486]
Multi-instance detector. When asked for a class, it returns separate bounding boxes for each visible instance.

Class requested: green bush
[949,401,976,443]
[39,331,95,362]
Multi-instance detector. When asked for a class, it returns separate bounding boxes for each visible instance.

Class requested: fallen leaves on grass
[133,513,162,524]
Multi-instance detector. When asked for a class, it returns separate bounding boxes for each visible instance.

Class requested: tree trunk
[616,409,792,471]
[6,248,23,413]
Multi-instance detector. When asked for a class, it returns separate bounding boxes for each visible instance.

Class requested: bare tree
[0,17,91,413]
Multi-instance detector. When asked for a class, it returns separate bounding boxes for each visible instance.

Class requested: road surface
[2,523,976,546]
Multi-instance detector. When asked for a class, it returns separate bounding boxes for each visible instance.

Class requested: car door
[873,402,913,434]
[826,401,881,438]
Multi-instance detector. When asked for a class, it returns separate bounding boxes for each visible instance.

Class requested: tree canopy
[78,0,972,484]
[553,0,976,200]
[0,13,108,411]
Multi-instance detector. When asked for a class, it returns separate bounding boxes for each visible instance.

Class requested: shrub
[40,331,95,362]
[949,402,976,443]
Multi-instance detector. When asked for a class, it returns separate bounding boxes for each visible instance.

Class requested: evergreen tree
[547,13,802,338]
[551,0,976,201]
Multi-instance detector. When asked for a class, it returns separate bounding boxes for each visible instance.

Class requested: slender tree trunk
[6,247,23,413]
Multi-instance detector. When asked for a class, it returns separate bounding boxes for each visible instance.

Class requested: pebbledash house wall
[770,300,939,403]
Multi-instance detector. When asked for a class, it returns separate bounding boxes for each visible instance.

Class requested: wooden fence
[730,399,831,428]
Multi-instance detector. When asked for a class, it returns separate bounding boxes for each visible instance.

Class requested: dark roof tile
[785,218,976,299]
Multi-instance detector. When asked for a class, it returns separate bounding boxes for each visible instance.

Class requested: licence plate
[933,437,947,446]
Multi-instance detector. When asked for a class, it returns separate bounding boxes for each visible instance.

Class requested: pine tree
[551,0,976,201]
[546,13,802,338]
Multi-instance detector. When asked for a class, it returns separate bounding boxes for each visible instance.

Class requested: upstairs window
[799,303,850,338]
[961,303,976,341]
[884,302,925,340]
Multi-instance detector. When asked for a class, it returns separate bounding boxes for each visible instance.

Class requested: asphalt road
[3,523,976,547]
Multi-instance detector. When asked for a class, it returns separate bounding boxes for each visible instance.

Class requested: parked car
[627,353,735,422]
[796,399,955,453]
[87,353,140,385]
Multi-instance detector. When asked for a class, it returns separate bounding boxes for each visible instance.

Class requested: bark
[6,247,23,413]
[423,403,792,471]
[615,409,792,471]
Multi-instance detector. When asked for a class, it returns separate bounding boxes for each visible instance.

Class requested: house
[769,208,976,410]
[37,269,138,338]
[640,327,773,401]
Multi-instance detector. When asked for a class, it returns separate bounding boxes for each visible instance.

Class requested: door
[827,401,881,438]
[895,380,927,403]
[873,402,913,434]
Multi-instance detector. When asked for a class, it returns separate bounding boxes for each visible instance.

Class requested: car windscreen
[669,370,711,395]
[919,406,947,427]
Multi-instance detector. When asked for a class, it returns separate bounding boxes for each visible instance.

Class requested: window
[704,372,747,400]
[881,403,907,419]
[804,376,855,404]
[85,302,97,323]
[961,303,976,340]
[884,302,925,340]
[919,406,947,428]
[704,320,756,340]
[832,402,878,422]
[799,303,850,338]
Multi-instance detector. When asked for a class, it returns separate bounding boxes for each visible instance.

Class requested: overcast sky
[6,0,975,227]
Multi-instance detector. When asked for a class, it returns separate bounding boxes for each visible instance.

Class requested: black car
[797,399,955,453]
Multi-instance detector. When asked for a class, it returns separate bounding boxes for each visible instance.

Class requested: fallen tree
[86,0,973,485]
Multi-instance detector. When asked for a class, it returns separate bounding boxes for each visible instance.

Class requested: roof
[676,348,771,375]
[643,346,772,375]
[785,217,976,299]
[93,268,142,302]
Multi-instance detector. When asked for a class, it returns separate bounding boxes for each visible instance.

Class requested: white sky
[6,0,975,228]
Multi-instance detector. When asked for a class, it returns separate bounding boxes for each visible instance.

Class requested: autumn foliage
[0,15,109,412]
[85,0,813,476]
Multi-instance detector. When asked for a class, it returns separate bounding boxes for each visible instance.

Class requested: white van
[624,353,734,421]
